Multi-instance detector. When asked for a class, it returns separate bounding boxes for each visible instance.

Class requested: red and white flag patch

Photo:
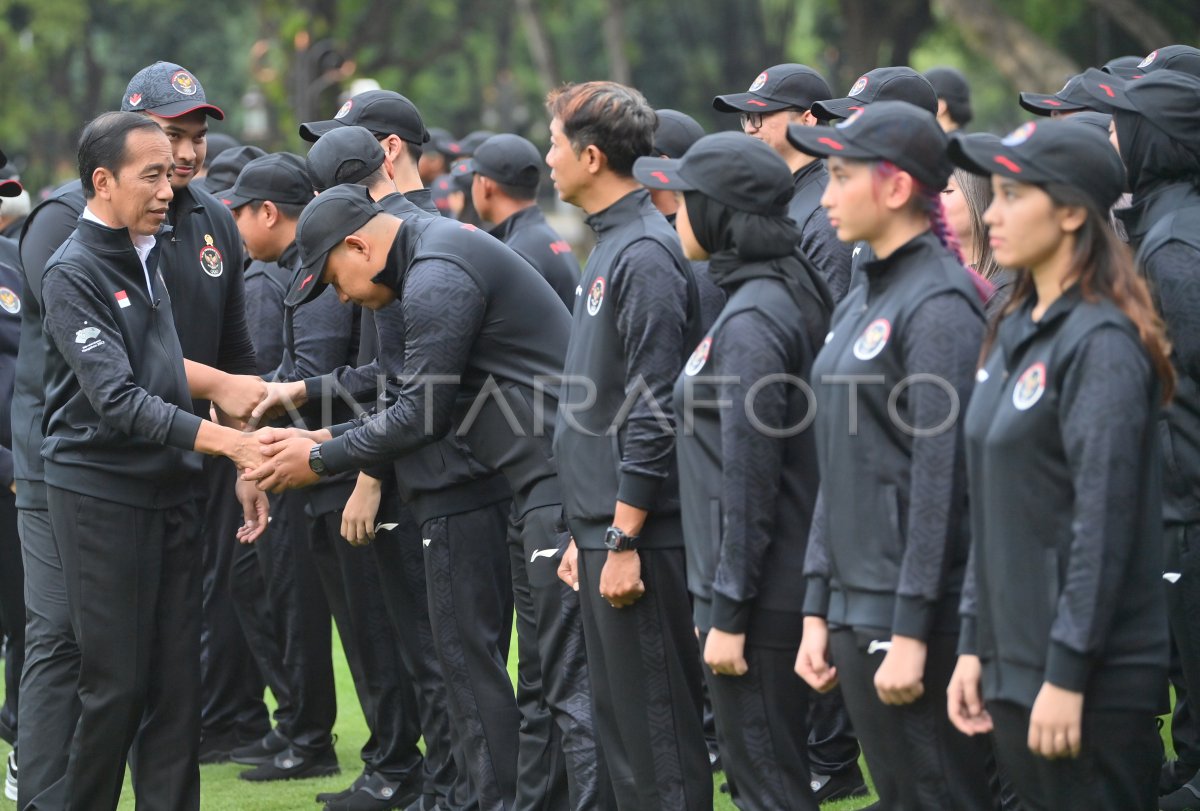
[115,290,131,309]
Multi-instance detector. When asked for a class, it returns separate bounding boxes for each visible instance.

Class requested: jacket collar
[861,231,941,302]
[793,159,826,194]
[584,189,653,237]
[489,205,543,241]
[1117,182,1200,248]
[997,284,1082,366]
[167,183,205,226]
[74,215,174,254]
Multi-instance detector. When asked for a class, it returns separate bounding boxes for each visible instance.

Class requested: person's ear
[1057,204,1088,234]
[582,144,607,176]
[883,171,917,212]
[261,200,280,228]
[92,167,116,201]
[343,232,372,261]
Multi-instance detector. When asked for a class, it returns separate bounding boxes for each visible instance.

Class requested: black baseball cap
[450,158,474,192]
[713,64,833,114]
[288,184,385,307]
[1078,68,1200,149]
[0,151,18,198]
[456,130,496,157]
[465,134,542,189]
[924,67,971,104]
[787,100,952,190]
[1018,74,1094,115]
[300,90,430,145]
[1100,55,1145,79]
[121,61,224,120]
[948,119,1126,212]
[207,146,267,199]
[427,127,462,159]
[431,174,456,214]
[1068,110,1114,135]
[633,131,793,216]
[306,125,386,193]
[204,133,241,167]
[1124,45,1200,79]
[653,110,705,159]
[811,67,938,121]
[221,153,313,210]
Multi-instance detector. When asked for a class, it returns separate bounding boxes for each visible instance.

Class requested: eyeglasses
[739,112,764,130]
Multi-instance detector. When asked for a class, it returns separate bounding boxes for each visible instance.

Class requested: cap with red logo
[1106,45,1200,80]
[1078,67,1200,150]
[948,119,1126,212]
[0,150,21,198]
[300,90,429,146]
[633,131,793,216]
[811,67,938,122]
[288,184,385,307]
[1017,74,1095,116]
[120,62,225,120]
[788,100,952,190]
[713,63,833,114]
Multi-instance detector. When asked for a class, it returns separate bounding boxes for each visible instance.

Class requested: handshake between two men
[202,375,341,542]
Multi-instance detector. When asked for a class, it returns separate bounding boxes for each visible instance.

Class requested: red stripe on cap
[299,273,314,290]
[1099,83,1115,98]
[848,105,863,112]
[651,171,670,184]
[221,199,232,206]
[994,156,1022,173]
[746,99,768,107]
[817,137,844,151]
[1045,100,1062,107]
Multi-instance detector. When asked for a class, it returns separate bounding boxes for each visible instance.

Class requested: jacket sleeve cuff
[710,592,751,634]
[318,437,357,476]
[365,463,392,482]
[1045,641,1092,693]
[802,576,831,618]
[328,421,355,438]
[892,595,935,641]
[304,376,326,402]
[167,410,204,452]
[616,471,663,512]
[957,615,978,656]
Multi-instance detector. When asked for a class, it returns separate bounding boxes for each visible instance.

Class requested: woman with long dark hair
[946,118,1174,811]
[635,131,834,810]
[944,168,1006,303]
[788,100,994,810]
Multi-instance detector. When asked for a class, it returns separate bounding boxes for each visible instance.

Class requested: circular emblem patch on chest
[852,318,891,361]
[0,287,21,315]
[586,277,605,317]
[199,234,224,278]
[684,336,712,377]
[1012,362,1047,411]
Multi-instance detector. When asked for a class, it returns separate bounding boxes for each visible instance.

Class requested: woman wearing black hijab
[635,132,833,810]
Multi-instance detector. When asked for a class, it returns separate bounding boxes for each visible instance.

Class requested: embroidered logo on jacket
[852,318,891,360]
[1012,362,1047,410]
[200,234,224,277]
[586,277,605,316]
[0,287,20,315]
[684,336,712,376]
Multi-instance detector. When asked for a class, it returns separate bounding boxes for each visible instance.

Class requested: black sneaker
[230,729,290,766]
[811,764,869,803]
[317,770,368,803]
[325,772,422,811]
[199,726,266,765]
[238,745,340,782]
[1161,780,1200,811]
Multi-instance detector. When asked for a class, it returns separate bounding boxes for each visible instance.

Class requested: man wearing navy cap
[714,64,854,303]
[469,133,580,311]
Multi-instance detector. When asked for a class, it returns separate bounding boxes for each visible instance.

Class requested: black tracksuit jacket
[959,288,1167,712]
[40,218,202,508]
[803,232,983,640]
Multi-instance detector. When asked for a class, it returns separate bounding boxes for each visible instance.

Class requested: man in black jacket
[546,81,711,811]
[246,185,606,811]
[41,111,269,811]
[468,133,580,311]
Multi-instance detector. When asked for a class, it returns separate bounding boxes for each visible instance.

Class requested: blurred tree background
[0,0,1196,192]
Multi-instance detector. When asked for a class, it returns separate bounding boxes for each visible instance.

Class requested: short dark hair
[359,165,391,189]
[78,112,165,198]
[546,82,656,176]
[247,199,306,221]
[944,97,973,128]
[492,178,538,201]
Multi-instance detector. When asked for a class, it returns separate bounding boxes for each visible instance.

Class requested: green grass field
[6,635,1176,810]
[0,628,881,810]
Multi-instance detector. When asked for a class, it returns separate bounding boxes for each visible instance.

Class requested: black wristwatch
[604,526,639,552]
[308,444,328,477]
